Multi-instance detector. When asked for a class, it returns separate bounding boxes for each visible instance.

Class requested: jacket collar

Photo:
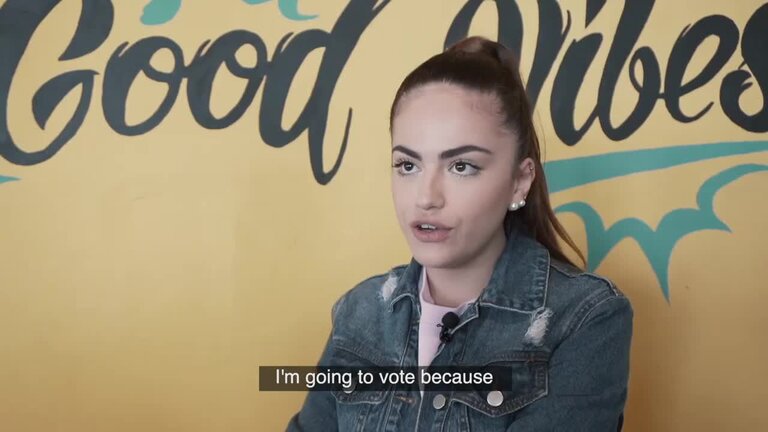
[387,225,550,313]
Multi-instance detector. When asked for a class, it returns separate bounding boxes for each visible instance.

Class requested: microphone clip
[437,312,460,344]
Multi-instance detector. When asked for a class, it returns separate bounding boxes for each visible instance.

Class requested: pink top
[417,267,475,367]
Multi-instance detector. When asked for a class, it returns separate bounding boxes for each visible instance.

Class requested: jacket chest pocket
[450,351,548,419]
[332,390,388,432]
[327,339,391,431]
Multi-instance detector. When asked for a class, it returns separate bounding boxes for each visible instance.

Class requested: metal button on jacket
[487,390,504,407]
[432,394,447,410]
[342,381,355,394]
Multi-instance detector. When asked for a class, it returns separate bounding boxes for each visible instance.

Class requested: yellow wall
[1,1,766,430]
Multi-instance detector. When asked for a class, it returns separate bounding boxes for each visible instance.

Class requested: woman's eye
[450,161,480,176]
[393,160,419,175]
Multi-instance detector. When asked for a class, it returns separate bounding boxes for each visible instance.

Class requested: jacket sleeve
[509,293,634,432]
[285,296,345,431]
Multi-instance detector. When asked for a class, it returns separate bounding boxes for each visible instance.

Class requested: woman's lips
[412,225,451,242]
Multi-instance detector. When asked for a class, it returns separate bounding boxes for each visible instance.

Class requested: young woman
[288,36,633,431]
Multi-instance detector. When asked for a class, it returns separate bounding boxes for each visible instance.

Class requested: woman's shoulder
[329,264,409,323]
[545,257,632,333]
[548,258,622,293]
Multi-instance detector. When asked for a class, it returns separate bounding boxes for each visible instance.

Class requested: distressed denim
[287,226,633,431]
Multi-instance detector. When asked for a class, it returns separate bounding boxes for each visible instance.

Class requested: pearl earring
[509,199,526,211]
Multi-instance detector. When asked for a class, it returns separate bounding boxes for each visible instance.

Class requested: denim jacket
[288,226,633,431]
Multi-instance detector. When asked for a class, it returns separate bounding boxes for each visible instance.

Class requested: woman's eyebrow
[391,145,493,161]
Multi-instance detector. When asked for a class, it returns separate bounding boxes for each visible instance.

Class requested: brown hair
[389,36,585,269]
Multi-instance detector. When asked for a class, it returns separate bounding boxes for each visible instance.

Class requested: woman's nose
[415,169,445,210]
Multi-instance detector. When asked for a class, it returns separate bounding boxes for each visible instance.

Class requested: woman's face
[390,82,534,270]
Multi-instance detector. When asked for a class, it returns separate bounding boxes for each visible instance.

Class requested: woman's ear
[509,157,535,205]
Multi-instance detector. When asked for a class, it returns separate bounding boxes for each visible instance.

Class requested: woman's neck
[425,230,507,308]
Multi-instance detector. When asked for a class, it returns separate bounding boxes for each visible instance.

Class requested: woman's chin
[411,248,458,269]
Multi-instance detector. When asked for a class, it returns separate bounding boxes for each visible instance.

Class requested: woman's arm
[285,332,338,431]
[509,294,634,431]
[286,296,347,431]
